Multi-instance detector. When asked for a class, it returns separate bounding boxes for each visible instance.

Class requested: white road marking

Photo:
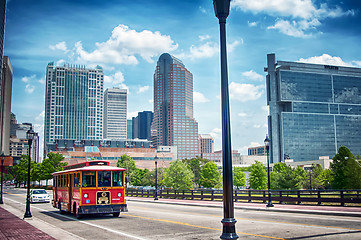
[5,197,148,240]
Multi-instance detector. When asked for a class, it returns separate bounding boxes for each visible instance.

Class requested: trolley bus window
[98,171,111,187]
[74,173,80,188]
[82,171,96,187]
[112,171,123,187]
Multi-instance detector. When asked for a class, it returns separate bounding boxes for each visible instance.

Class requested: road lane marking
[5,197,148,240]
[130,204,361,232]
[124,213,286,240]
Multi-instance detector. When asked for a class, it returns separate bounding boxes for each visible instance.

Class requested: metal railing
[126,188,361,206]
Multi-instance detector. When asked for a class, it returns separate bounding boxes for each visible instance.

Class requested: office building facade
[0,56,12,155]
[266,53,361,163]
[151,53,199,160]
[132,111,153,141]
[127,119,133,139]
[44,63,104,155]
[104,88,127,139]
[0,0,7,154]
[199,134,214,154]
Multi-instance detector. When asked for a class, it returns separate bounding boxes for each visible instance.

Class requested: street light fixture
[213,0,238,239]
[264,135,274,208]
[0,152,5,204]
[24,127,37,218]
[154,155,158,201]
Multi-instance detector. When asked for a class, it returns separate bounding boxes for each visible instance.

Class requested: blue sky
[4,0,361,157]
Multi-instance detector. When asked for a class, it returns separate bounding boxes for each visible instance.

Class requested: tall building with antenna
[151,53,199,160]
[44,62,104,156]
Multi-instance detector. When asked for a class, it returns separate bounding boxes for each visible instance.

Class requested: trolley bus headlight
[118,192,122,197]
[84,193,88,198]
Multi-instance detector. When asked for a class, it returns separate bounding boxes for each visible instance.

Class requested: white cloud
[56,59,66,66]
[238,112,247,117]
[75,24,178,65]
[127,111,138,119]
[21,74,36,83]
[242,70,264,82]
[210,128,222,141]
[49,41,69,53]
[298,54,354,67]
[104,71,128,90]
[148,99,153,104]
[253,124,262,128]
[138,86,150,94]
[262,106,269,114]
[199,6,207,14]
[38,77,45,85]
[353,61,361,67]
[229,82,264,102]
[248,21,258,27]
[35,110,45,122]
[25,84,35,94]
[181,40,240,60]
[232,0,355,38]
[194,91,210,103]
[199,35,211,41]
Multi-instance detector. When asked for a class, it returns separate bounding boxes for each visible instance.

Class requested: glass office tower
[151,53,199,160]
[266,53,361,163]
[104,88,127,140]
[44,63,104,155]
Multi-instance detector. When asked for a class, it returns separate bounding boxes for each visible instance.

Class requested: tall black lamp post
[264,135,274,207]
[213,0,238,239]
[0,152,5,204]
[154,155,158,200]
[24,127,37,218]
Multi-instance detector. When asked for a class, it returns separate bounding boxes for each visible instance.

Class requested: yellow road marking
[124,213,286,240]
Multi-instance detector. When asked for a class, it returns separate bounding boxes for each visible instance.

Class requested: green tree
[200,161,220,188]
[249,161,267,190]
[182,157,209,187]
[233,167,246,189]
[331,146,361,189]
[40,152,67,185]
[13,155,36,187]
[163,160,194,189]
[117,155,139,185]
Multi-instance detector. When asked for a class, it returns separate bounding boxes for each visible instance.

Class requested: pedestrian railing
[125,188,361,206]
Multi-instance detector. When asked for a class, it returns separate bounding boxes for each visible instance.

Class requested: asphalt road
[3,187,361,240]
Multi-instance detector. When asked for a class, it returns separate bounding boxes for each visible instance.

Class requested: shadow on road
[287,230,361,239]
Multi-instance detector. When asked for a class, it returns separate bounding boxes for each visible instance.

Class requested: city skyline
[4,0,361,159]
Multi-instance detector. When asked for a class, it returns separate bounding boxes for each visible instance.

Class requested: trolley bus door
[68,174,73,211]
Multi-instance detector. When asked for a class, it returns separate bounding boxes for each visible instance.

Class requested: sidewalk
[0,205,55,240]
[126,196,361,217]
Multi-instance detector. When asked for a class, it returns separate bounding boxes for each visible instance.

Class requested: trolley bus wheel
[58,201,65,215]
[112,212,120,217]
[73,204,82,219]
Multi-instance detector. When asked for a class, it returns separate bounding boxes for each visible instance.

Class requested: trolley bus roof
[52,165,127,175]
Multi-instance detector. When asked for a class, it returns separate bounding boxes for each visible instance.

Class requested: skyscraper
[198,134,214,155]
[132,111,153,141]
[0,56,12,155]
[0,0,7,154]
[44,63,104,155]
[151,53,199,160]
[104,88,127,139]
[266,53,361,163]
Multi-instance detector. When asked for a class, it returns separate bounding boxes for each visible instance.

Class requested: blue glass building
[266,53,361,163]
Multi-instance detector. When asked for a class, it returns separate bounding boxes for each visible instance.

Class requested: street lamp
[213,0,238,239]
[24,127,37,218]
[154,155,158,201]
[0,152,5,204]
[264,135,274,208]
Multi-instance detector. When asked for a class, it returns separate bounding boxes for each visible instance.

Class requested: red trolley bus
[52,160,128,218]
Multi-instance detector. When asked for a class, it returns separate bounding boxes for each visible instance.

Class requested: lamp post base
[24,212,32,218]
[0,199,3,204]
[266,202,274,208]
[220,218,238,239]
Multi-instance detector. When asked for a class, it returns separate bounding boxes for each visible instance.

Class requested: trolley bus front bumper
[79,204,128,215]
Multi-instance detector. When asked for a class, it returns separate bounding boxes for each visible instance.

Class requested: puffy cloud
[194,91,210,103]
[21,74,36,83]
[127,111,138,119]
[25,84,35,94]
[138,86,150,94]
[210,128,222,140]
[298,54,354,67]
[49,41,69,52]
[104,71,128,90]
[248,21,258,27]
[238,112,248,117]
[232,0,355,38]
[199,35,211,41]
[239,141,262,154]
[229,82,264,102]
[242,70,264,82]
[75,24,178,65]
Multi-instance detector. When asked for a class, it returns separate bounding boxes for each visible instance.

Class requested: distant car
[30,189,50,203]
